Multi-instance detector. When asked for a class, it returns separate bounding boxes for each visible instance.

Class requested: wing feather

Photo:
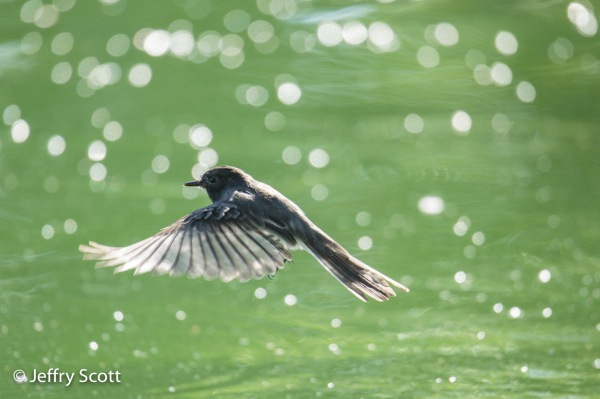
[214,223,253,282]
[206,226,237,282]
[187,226,206,278]
[245,228,284,269]
[170,228,192,277]
[135,233,176,275]
[79,203,293,283]
[222,222,266,279]
[113,236,168,273]
[154,229,185,275]
[198,229,220,280]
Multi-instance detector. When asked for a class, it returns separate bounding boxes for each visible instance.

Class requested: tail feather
[301,241,408,302]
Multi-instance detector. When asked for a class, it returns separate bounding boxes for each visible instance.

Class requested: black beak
[183,180,202,187]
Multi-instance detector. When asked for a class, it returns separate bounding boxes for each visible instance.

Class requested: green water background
[1,0,600,397]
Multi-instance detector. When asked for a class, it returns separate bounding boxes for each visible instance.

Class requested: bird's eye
[208,176,217,184]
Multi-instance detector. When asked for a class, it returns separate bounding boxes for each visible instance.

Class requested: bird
[79,166,408,302]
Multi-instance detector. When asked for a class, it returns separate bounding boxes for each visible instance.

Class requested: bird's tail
[302,236,409,302]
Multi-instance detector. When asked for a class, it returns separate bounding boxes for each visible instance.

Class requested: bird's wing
[78,203,294,282]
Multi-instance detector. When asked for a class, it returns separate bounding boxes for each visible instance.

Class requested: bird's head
[184,166,251,202]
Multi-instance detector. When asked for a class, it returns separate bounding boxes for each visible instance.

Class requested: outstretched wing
[79,203,294,282]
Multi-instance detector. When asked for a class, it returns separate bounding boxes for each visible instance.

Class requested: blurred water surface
[1,0,600,397]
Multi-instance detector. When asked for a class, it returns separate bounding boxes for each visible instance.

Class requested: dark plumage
[79,166,408,301]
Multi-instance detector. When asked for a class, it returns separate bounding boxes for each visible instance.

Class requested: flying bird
[79,166,408,301]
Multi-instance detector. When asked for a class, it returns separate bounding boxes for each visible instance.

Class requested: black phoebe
[79,166,408,301]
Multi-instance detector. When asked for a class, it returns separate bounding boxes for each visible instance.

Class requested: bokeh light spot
[495,31,518,55]
[309,149,329,168]
[47,135,66,156]
[198,148,218,167]
[270,0,298,19]
[451,111,472,135]
[277,83,301,105]
[246,86,269,106]
[464,245,476,259]
[454,221,468,236]
[491,62,512,86]
[417,46,439,68]
[87,63,122,89]
[21,1,43,24]
[248,20,274,43]
[472,231,485,245]
[34,5,59,29]
[567,2,598,37]
[509,307,522,318]
[492,113,511,133]
[311,184,328,201]
[516,81,536,102]
[190,125,212,147]
[12,120,30,143]
[539,269,551,283]
[418,196,444,215]
[356,211,371,226]
[103,121,123,141]
[78,57,99,79]
[290,31,315,53]
[182,186,199,200]
[548,38,573,64]
[284,294,297,306]
[473,64,492,85]
[90,163,107,181]
[434,23,459,46]
[88,140,107,161]
[21,31,43,54]
[92,108,111,128]
[170,30,195,57]
[343,21,367,45]
[51,32,74,55]
[369,22,398,52]
[318,21,343,47]
[107,33,130,56]
[3,104,21,125]
[404,113,424,133]
[128,64,152,87]
[64,219,77,234]
[358,236,373,250]
[173,124,190,144]
[51,62,73,84]
[254,288,267,299]
[152,155,170,174]
[144,30,170,56]
[265,112,286,131]
[197,31,221,57]
[224,10,250,33]
[282,146,301,164]
[184,0,211,20]
[465,49,486,69]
